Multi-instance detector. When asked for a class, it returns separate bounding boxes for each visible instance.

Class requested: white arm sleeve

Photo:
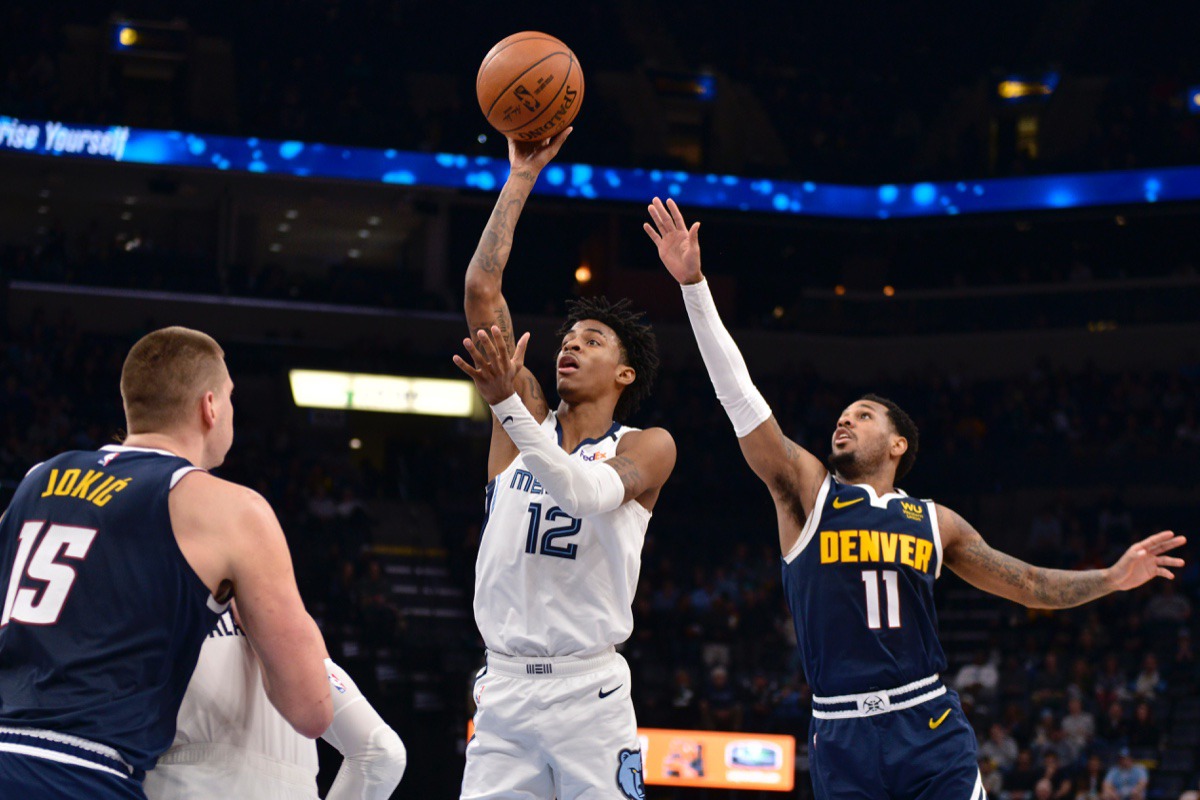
[490,394,626,517]
[680,279,773,437]
[322,659,406,800]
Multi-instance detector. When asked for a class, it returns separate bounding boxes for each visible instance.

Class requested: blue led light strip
[0,115,1193,218]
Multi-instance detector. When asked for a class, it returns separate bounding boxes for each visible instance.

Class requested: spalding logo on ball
[477,31,584,141]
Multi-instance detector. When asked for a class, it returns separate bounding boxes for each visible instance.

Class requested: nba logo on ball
[615,749,644,799]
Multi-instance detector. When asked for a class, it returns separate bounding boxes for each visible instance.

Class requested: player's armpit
[608,427,677,508]
[737,416,827,519]
[939,504,1116,610]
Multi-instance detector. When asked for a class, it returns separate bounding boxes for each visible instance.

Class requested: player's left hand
[453,325,531,405]
[1107,530,1187,591]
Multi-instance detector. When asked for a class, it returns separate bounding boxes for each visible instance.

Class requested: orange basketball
[476,32,584,141]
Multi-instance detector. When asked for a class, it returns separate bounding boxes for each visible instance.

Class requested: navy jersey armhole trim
[162,467,230,616]
[783,473,833,564]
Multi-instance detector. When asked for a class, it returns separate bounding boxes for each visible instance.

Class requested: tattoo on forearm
[523,375,544,404]
[961,535,1109,608]
[467,182,531,278]
[606,456,642,495]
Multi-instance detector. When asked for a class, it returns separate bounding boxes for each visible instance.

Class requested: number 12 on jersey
[2,521,98,626]
[524,503,581,560]
[861,569,901,629]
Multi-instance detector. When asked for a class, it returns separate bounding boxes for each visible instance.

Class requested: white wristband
[490,394,627,516]
[680,279,772,438]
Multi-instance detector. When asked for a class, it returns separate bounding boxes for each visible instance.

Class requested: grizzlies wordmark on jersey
[474,410,650,658]
[0,445,227,779]
[782,474,946,697]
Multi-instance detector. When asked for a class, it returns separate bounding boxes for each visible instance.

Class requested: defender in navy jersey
[0,327,332,799]
[646,198,1186,800]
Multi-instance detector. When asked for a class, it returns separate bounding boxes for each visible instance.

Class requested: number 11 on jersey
[861,569,901,629]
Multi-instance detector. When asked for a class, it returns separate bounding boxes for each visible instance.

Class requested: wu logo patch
[900,501,924,522]
[616,748,645,800]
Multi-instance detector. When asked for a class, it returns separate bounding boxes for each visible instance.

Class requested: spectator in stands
[358,559,399,647]
[1126,702,1160,753]
[956,649,1000,713]
[1095,654,1130,708]
[1061,696,1096,755]
[1032,652,1070,711]
[1098,701,1132,749]
[1172,628,1195,671]
[980,722,1019,770]
[1075,754,1107,800]
[1041,751,1075,800]
[1144,582,1192,624]
[1101,748,1148,800]
[668,668,698,728]
[981,757,1004,798]
[1131,653,1165,700]
[698,665,743,731]
[1007,749,1043,800]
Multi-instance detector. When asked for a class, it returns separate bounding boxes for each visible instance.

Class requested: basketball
[476,32,584,141]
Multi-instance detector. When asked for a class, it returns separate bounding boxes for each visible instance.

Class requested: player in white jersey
[144,607,406,800]
[454,128,676,800]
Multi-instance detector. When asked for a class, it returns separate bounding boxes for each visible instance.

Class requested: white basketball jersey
[149,610,318,792]
[474,411,652,658]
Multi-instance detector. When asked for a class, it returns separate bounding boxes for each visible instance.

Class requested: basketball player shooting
[453,131,675,800]
[644,197,1186,800]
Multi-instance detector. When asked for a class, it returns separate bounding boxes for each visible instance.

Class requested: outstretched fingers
[666,197,687,228]
[643,221,662,245]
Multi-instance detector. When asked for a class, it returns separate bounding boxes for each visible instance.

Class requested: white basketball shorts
[460,649,645,800]
[143,743,318,800]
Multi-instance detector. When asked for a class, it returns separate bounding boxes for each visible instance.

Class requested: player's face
[828,400,895,479]
[555,319,632,403]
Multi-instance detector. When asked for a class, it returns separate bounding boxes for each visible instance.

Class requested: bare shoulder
[170,472,280,541]
[618,426,676,455]
[934,503,975,551]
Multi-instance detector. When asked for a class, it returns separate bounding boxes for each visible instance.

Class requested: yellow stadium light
[118,27,138,46]
[883,285,896,297]
[289,370,480,418]
[575,265,592,284]
[997,80,1053,100]
[834,285,846,296]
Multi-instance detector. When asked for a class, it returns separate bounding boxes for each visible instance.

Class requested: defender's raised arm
[644,197,826,551]
[939,506,1186,609]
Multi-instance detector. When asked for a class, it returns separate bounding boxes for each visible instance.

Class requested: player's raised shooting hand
[508,127,573,176]
[644,197,703,285]
[454,326,531,405]
[1106,530,1187,591]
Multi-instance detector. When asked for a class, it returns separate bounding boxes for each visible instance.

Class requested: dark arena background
[2,2,1199,798]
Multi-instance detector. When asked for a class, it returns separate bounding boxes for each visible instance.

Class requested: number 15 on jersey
[2,521,98,626]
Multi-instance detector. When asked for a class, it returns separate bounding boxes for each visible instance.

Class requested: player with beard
[644,197,1186,800]
[454,131,675,800]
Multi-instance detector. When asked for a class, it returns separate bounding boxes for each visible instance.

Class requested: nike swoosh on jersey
[598,685,622,699]
[501,416,513,425]
[832,496,864,509]
[929,709,951,729]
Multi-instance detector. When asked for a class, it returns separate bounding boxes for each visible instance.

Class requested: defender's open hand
[453,325,531,406]
[1108,530,1187,591]
[644,197,703,285]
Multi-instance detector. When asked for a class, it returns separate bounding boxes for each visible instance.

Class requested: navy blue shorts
[0,752,146,799]
[809,688,983,800]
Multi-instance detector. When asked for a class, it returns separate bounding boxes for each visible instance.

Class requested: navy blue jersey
[782,475,947,696]
[0,445,225,772]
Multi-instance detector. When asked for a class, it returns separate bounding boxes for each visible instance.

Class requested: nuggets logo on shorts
[616,748,645,800]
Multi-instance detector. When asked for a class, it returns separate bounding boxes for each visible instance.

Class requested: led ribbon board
[1,115,1193,218]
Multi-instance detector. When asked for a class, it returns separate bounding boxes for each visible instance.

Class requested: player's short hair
[121,326,226,434]
[860,392,919,479]
[558,296,659,420]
